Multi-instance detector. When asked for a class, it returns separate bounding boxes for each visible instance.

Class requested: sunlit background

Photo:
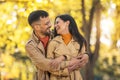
[0,0,120,80]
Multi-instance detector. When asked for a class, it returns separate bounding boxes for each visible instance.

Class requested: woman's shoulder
[49,36,62,44]
[54,35,61,39]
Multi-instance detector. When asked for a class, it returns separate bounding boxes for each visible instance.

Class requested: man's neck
[34,31,47,39]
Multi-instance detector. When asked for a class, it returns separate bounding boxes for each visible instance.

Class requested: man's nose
[49,22,52,28]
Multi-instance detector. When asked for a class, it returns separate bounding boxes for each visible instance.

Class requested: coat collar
[31,31,45,54]
[53,35,75,44]
[30,31,52,55]
[52,36,80,57]
[31,31,52,43]
[31,31,40,43]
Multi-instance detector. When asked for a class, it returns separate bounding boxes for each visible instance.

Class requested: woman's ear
[66,21,70,26]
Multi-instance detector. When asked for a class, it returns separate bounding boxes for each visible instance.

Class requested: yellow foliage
[0,0,120,79]
[1,54,14,66]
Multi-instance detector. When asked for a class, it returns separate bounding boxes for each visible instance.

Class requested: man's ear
[34,25,39,30]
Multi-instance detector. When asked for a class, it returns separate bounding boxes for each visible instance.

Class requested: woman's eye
[56,21,59,24]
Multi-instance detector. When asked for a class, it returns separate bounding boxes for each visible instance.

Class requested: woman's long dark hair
[54,14,87,52]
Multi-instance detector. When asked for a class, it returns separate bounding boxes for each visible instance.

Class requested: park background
[0,0,120,80]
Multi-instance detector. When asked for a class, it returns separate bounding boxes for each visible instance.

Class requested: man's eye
[45,22,50,25]
[45,23,49,25]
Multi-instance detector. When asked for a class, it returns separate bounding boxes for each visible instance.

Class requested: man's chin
[45,32,50,36]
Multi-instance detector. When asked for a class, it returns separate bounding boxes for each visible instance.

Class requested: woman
[47,14,87,80]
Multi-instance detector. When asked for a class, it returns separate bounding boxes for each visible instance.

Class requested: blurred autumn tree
[81,0,120,80]
[0,0,120,80]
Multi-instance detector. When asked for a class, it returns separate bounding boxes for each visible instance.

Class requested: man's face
[33,16,51,36]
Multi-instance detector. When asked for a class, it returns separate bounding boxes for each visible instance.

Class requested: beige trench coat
[47,36,86,80]
[25,32,51,80]
[25,32,69,80]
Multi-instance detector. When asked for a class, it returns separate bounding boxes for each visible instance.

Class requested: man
[25,10,89,80]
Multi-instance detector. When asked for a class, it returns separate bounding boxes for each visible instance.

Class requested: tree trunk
[81,0,101,80]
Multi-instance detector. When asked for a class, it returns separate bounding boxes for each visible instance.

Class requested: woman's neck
[61,33,72,45]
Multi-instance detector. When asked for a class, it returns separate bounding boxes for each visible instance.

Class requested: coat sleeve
[73,43,88,70]
[47,40,70,76]
[25,42,58,71]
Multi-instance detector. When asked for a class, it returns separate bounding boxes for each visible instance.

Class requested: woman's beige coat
[47,36,86,80]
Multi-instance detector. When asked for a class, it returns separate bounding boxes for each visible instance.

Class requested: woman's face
[54,17,69,34]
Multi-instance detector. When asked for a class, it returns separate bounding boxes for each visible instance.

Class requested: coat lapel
[53,36,79,57]
[37,42,45,56]
[31,31,46,56]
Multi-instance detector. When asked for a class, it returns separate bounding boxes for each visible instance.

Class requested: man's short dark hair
[28,10,49,26]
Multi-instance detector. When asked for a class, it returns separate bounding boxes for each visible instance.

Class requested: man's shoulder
[26,39,34,46]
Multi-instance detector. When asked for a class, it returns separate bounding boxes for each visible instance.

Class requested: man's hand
[49,56,65,69]
[68,58,80,72]
[77,53,89,64]
[68,54,89,72]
